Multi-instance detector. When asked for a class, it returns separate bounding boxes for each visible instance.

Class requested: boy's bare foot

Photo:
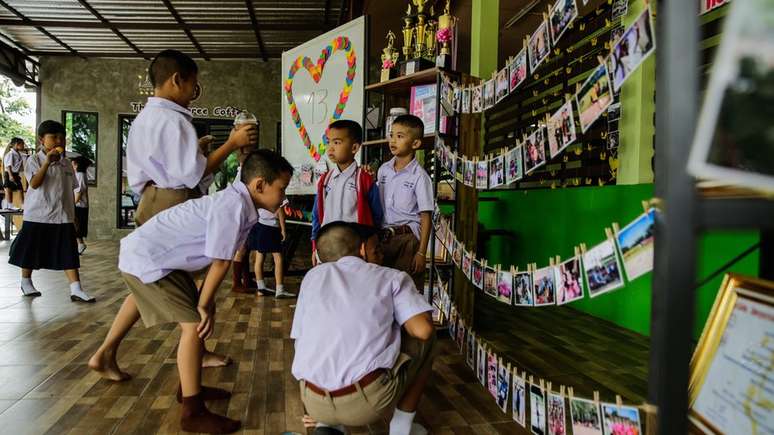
[88,350,131,381]
[202,350,232,368]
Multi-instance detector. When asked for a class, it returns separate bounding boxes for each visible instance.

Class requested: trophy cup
[401,4,415,61]
[400,0,435,76]
[381,31,400,82]
[425,12,438,59]
[436,0,456,68]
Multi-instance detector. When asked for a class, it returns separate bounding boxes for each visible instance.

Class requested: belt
[304,369,387,398]
[143,181,201,198]
[381,225,413,241]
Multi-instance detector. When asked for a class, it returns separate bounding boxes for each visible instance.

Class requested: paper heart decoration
[284,36,357,162]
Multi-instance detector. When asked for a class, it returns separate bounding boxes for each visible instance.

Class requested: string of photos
[432,281,645,435]
[435,0,654,190]
[433,201,655,307]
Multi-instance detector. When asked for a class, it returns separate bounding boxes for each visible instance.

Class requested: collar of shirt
[336,255,366,267]
[385,156,419,176]
[230,179,259,223]
[330,161,358,179]
[145,96,193,121]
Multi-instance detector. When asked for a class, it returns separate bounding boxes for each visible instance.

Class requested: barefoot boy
[91,150,292,434]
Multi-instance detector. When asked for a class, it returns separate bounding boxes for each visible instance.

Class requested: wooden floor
[0,240,526,435]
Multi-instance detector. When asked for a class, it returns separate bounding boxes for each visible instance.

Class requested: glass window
[62,111,98,185]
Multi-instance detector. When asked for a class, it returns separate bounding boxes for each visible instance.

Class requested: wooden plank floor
[0,240,524,435]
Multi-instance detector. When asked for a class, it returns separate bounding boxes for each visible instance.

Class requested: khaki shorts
[300,330,437,427]
[382,232,425,291]
[122,270,200,328]
[135,185,201,227]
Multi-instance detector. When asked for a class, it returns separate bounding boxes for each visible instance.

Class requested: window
[62,111,98,185]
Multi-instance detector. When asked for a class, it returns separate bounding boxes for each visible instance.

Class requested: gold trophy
[425,10,438,59]
[381,31,400,82]
[436,0,455,68]
[401,4,415,61]
[400,0,435,75]
[412,0,428,58]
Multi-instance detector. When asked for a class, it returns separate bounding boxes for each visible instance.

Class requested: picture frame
[489,154,506,188]
[583,239,625,298]
[557,256,585,305]
[514,271,534,306]
[570,397,603,435]
[505,145,524,184]
[529,19,552,73]
[546,100,578,160]
[549,0,578,46]
[509,48,528,93]
[476,159,489,189]
[615,208,656,282]
[576,63,614,133]
[601,403,642,435]
[524,126,548,175]
[495,67,509,103]
[534,266,557,306]
[607,7,655,92]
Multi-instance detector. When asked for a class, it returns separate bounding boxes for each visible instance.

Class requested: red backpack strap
[316,170,330,224]
[356,167,374,226]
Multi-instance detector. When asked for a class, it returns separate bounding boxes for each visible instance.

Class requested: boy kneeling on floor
[292,221,437,435]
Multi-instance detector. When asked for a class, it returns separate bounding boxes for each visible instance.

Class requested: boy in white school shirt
[90,150,292,434]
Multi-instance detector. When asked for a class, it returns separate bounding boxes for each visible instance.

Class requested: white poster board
[281,16,366,195]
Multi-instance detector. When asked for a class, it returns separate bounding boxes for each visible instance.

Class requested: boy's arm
[412,211,432,274]
[203,124,257,176]
[196,258,231,339]
[278,208,287,241]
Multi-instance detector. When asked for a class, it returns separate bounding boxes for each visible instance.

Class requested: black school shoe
[21,288,41,297]
[70,294,96,303]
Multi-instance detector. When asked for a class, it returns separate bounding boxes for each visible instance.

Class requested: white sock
[70,281,93,301]
[389,409,416,435]
[78,243,86,252]
[276,284,285,292]
[21,278,37,294]
[256,279,266,289]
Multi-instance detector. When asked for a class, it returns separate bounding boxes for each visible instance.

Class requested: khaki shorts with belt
[300,330,437,427]
[382,228,425,292]
[122,270,201,328]
[135,184,201,227]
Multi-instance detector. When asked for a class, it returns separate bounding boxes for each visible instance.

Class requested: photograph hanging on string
[611,0,628,21]
[607,130,619,150]
[483,79,496,109]
[576,63,614,133]
[524,126,548,175]
[547,100,578,160]
[607,102,621,122]
[462,249,473,279]
[506,145,524,184]
[462,87,472,113]
[514,271,534,306]
[452,154,461,181]
[529,19,552,72]
[487,352,499,399]
[496,364,510,413]
[570,397,603,435]
[531,384,547,435]
[549,0,579,46]
[472,259,484,289]
[601,403,642,435]
[548,392,568,435]
[453,86,462,113]
[497,269,513,304]
[476,159,489,189]
[557,256,585,305]
[534,265,557,306]
[456,322,466,353]
[608,7,655,92]
[466,331,476,369]
[464,158,475,186]
[509,48,529,92]
[583,239,625,298]
[477,343,487,386]
[472,85,483,113]
[489,154,506,188]
[484,267,499,298]
[452,239,463,266]
[513,374,527,427]
[496,67,510,103]
[616,208,655,281]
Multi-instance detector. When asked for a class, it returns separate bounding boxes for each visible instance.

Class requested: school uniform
[9,151,79,270]
[247,208,282,254]
[3,148,24,191]
[377,157,434,289]
[73,171,89,238]
[310,163,383,243]
[119,180,258,327]
[291,256,436,426]
[127,97,206,226]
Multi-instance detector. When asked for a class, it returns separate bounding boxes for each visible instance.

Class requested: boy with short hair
[310,120,383,263]
[377,114,434,291]
[91,150,292,434]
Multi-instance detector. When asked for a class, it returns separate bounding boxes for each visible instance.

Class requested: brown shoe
[181,393,241,434]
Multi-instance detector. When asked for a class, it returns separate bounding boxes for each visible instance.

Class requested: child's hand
[45,148,61,163]
[302,414,317,428]
[412,252,426,274]
[281,229,287,241]
[196,303,215,339]
[229,124,258,149]
[311,250,318,267]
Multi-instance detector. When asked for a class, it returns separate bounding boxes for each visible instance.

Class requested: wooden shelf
[365,67,441,93]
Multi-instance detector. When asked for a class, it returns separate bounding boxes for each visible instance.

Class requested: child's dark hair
[73,156,91,173]
[328,119,362,144]
[148,49,198,88]
[9,137,24,147]
[241,149,294,184]
[392,114,424,139]
[37,120,66,138]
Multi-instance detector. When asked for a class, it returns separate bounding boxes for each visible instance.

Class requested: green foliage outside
[64,111,97,162]
[0,76,34,149]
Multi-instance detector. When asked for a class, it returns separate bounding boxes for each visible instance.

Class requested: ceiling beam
[29,51,279,60]
[0,18,330,32]
[161,0,209,61]
[77,0,146,58]
[0,0,81,57]
[245,0,268,62]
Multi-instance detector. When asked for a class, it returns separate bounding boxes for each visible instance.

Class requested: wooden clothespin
[616,394,623,409]
[594,391,601,406]
[597,55,607,66]
[510,265,517,274]
[580,243,588,254]
[574,246,580,257]
[549,257,555,267]
[565,93,573,104]
[547,381,553,393]
[495,264,501,274]
[529,375,535,385]
[605,227,615,240]
[555,255,561,265]
[560,385,566,398]
[506,361,512,372]
[568,387,575,400]
[545,113,551,125]
[611,222,621,236]
[641,200,651,213]
[522,370,527,381]
[539,379,545,391]
[524,38,528,51]
[543,11,549,21]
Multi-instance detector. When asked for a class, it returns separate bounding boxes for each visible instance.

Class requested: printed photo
[455,155,464,181]
[466,331,476,369]
[533,266,557,306]
[616,208,655,281]
[462,249,473,278]
[497,270,513,304]
[462,88,472,113]
[487,353,498,399]
[484,267,499,298]
[513,375,527,426]
[456,322,466,353]
[608,8,655,92]
[531,384,547,435]
[611,0,628,20]
[514,271,534,306]
[489,154,505,188]
[472,259,484,289]
[505,145,524,184]
[476,160,489,189]
[583,239,625,297]
[496,364,510,413]
[496,67,509,103]
[509,48,529,92]
[477,343,486,386]
[444,221,455,249]
[453,86,462,113]
[576,63,613,133]
[464,158,475,186]
[529,19,552,72]
[483,79,496,109]
[557,256,585,305]
[524,127,548,175]
[548,392,567,435]
[607,102,621,122]
[607,130,619,150]
[472,85,483,113]
[570,397,603,435]
[547,100,578,159]
[452,239,463,266]
[549,0,579,45]
[601,403,642,435]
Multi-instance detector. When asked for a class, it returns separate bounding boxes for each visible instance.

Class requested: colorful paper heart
[285,36,357,161]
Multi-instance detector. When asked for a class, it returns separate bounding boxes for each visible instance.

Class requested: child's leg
[272,253,284,286]
[88,294,140,381]
[254,252,265,284]
[20,268,39,296]
[65,268,95,302]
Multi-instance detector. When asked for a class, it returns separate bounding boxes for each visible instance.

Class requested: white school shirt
[23,151,77,224]
[118,180,259,284]
[291,256,433,390]
[258,208,278,227]
[126,97,206,194]
[74,172,89,208]
[377,157,434,240]
[321,162,359,226]
[4,149,23,173]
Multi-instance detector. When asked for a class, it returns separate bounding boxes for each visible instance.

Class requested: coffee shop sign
[129,102,244,118]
